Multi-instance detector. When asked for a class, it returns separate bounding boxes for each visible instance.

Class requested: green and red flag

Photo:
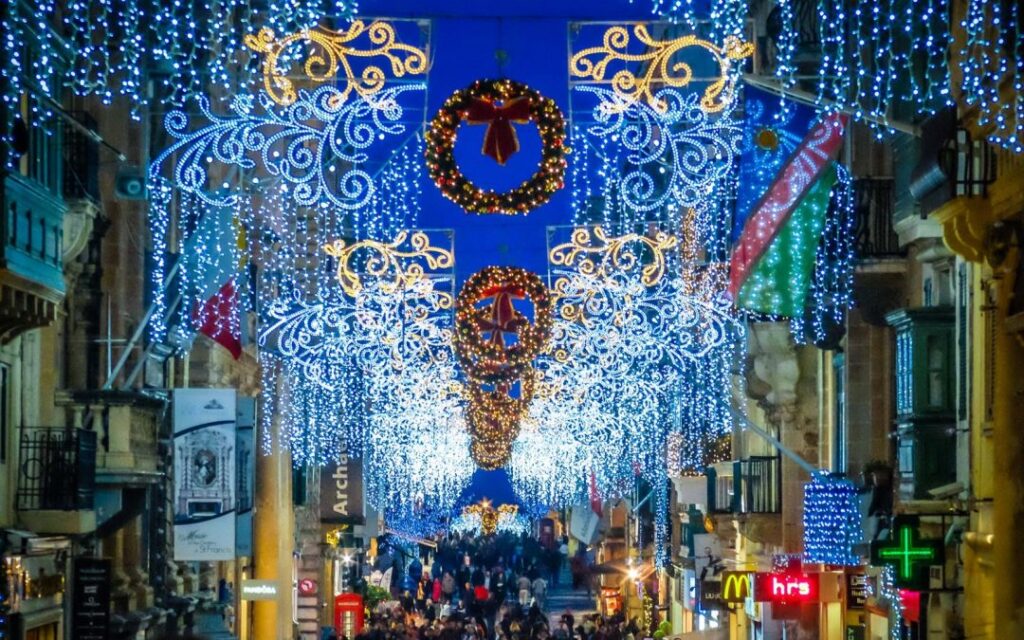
[728,89,847,316]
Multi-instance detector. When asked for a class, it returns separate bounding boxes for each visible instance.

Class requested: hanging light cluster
[454,267,553,469]
[802,476,862,566]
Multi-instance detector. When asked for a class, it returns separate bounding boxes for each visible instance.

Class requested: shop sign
[753,572,820,604]
[240,580,279,600]
[320,452,364,525]
[846,573,868,609]
[72,558,111,640]
[698,580,726,610]
[720,571,753,603]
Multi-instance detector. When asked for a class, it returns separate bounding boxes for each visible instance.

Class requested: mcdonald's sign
[720,571,753,603]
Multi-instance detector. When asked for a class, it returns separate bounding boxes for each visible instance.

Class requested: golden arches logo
[721,572,752,602]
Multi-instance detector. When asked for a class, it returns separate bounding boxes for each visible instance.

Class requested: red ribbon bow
[476,285,527,347]
[465,97,532,165]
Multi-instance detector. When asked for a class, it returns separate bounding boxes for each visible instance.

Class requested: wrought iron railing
[63,111,100,202]
[16,427,97,510]
[853,178,904,258]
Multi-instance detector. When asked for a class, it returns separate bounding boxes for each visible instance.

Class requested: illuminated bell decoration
[462,500,518,536]
[425,79,568,215]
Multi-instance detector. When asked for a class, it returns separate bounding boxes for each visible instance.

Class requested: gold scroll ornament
[323,230,454,298]
[245,20,429,107]
[570,24,754,114]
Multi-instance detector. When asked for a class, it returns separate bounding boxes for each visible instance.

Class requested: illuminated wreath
[455,266,553,385]
[425,79,568,215]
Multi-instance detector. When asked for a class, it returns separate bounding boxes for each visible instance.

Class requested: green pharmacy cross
[871,520,943,589]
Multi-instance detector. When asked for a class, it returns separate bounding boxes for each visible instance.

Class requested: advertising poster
[173,388,237,560]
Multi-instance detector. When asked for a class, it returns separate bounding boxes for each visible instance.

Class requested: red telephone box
[334,593,365,639]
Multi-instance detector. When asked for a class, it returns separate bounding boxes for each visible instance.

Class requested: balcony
[853,178,903,260]
[706,456,782,515]
[58,390,166,482]
[15,427,98,534]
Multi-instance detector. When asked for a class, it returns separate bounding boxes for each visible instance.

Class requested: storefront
[1,533,71,640]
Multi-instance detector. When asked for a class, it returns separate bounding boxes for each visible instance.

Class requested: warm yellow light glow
[323,230,454,298]
[569,25,754,114]
[244,20,429,107]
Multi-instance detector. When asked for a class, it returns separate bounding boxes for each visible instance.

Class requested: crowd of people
[351,532,623,640]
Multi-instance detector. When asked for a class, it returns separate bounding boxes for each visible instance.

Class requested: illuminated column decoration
[802,476,861,566]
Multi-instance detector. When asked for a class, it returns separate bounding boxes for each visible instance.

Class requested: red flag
[186,205,245,359]
[589,471,603,518]
[195,277,242,359]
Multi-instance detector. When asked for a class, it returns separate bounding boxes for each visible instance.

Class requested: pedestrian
[442,572,456,603]
[531,575,547,611]
[517,573,531,607]
[433,576,443,604]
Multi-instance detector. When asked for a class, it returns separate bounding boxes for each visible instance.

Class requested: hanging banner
[236,397,256,557]
[173,388,237,560]
[72,558,111,640]
[320,451,364,525]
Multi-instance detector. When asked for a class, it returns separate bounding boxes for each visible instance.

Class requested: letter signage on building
[240,580,279,601]
[753,572,820,604]
[720,571,753,603]
[846,573,868,609]
[699,580,726,610]
[173,388,237,560]
[320,452,364,525]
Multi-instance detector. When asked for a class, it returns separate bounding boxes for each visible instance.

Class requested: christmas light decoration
[244,21,429,107]
[455,267,553,386]
[802,476,861,566]
[961,0,1023,152]
[460,500,519,536]
[867,566,904,640]
[451,503,529,537]
[152,83,423,212]
[454,266,552,469]
[425,79,568,215]
[569,25,753,115]
[570,85,743,224]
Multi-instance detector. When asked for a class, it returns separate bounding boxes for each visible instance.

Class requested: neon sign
[753,572,820,603]
[870,518,943,589]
